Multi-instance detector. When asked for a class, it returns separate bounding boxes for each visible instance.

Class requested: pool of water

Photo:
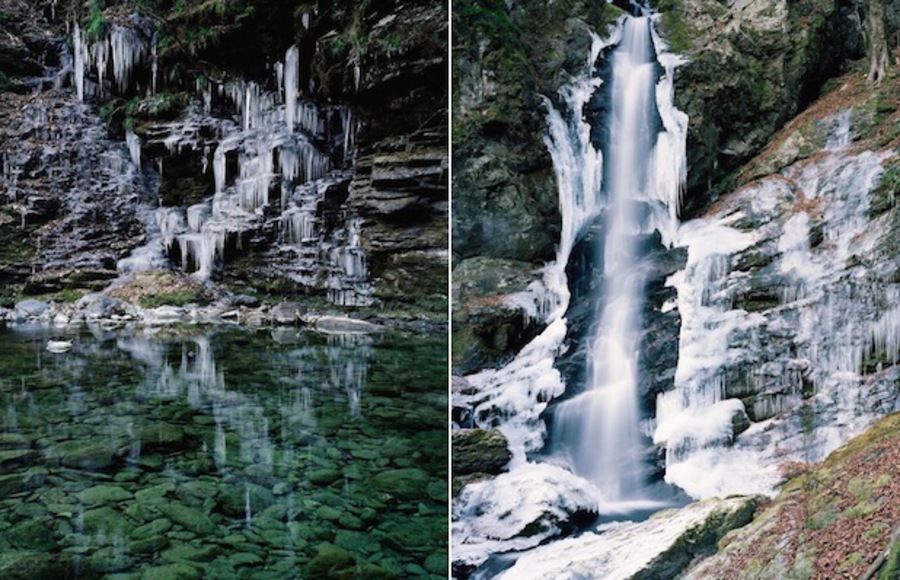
[0,324,448,578]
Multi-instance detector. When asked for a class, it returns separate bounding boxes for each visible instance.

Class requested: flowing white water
[553,16,657,501]
[454,14,688,570]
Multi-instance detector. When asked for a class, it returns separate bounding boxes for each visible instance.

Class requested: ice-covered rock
[496,496,758,580]
[655,109,900,498]
[452,462,602,572]
[313,316,381,334]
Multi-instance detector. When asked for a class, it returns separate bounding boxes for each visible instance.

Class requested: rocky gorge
[453,0,900,578]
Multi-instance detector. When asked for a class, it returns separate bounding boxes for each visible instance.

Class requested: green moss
[791,549,815,580]
[86,0,108,42]
[806,499,839,530]
[32,289,86,304]
[879,537,900,579]
[455,0,519,47]
[138,289,208,309]
[842,501,880,519]
[870,161,900,218]
[867,521,892,539]
[653,0,693,53]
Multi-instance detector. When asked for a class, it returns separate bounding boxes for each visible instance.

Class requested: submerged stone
[304,547,397,580]
[138,424,186,451]
[0,434,30,449]
[131,518,173,540]
[5,518,54,550]
[155,503,216,535]
[52,440,118,471]
[309,468,342,486]
[161,542,219,563]
[82,506,132,537]
[89,546,135,573]
[315,505,342,522]
[0,551,75,580]
[370,468,430,500]
[77,484,134,506]
[229,552,263,567]
[130,535,170,554]
[217,483,275,518]
[140,563,201,580]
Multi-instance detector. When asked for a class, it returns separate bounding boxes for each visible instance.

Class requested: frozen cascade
[454,14,688,570]
[72,22,149,99]
[654,110,899,499]
[109,41,369,304]
[459,27,615,465]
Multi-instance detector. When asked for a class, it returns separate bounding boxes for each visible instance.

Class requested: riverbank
[1,271,447,337]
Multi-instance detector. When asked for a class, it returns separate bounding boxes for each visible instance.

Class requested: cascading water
[453,12,688,573]
[553,16,658,501]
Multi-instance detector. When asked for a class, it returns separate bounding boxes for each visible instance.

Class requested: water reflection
[0,325,447,578]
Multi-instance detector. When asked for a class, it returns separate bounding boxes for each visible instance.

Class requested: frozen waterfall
[552,16,659,501]
[454,13,688,571]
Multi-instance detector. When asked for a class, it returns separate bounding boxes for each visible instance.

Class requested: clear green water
[0,325,448,579]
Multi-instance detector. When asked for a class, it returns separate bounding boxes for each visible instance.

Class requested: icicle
[74,24,85,101]
[93,38,108,93]
[342,108,353,165]
[284,45,300,133]
[126,129,141,168]
[151,32,158,95]
[110,25,147,93]
[187,204,209,233]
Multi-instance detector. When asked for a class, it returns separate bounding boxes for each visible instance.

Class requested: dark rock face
[0,90,152,301]
[452,3,621,265]
[451,256,544,373]
[451,2,626,370]
[662,0,866,216]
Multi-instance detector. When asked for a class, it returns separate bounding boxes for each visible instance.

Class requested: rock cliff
[0,0,447,321]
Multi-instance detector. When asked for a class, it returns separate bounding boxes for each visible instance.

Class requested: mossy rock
[0,551,76,580]
[370,468,430,500]
[76,484,134,507]
[451,428,511,476]
[4,518,55,551]
[304,547,397,580]
[155,503,216,535]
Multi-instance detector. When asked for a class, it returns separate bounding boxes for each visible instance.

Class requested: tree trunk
[868,0,889,83]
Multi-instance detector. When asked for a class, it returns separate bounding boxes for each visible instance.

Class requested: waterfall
[455,14,688,570]
[552,16,658,501]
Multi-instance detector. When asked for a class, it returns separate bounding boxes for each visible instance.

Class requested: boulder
[452,428,511,476]
[14,299,48,318]
[270,302,307,325]
[453,463,601,573]
[370,468,431,500]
